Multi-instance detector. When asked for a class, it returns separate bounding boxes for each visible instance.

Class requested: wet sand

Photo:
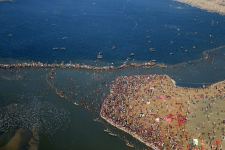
[100,75,225,149]
[177,0,225,15]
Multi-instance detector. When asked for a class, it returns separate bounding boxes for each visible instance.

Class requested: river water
[0,0,225,149]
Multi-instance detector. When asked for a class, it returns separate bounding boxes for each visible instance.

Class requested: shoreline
[99,75,167,149]
[177,0,225,16]
[100,110,160,150]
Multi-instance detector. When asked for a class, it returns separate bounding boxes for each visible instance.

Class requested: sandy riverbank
[100,75,225,149]
[177,0,225,15]
[100,112,160,150]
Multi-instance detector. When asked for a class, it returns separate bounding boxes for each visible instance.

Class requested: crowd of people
[0,61,158,71]
[101,75,225,149]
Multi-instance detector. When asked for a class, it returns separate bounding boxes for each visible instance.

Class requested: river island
[100,75,225,149]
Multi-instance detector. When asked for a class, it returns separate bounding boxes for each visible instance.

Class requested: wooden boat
[103,128,110,133]
[108,132,117,137]
[126,142,134,148]
[149,47,156,52]
[57,91,65,98]
[130,52,135,56]
[97,52,103,59]
[73,102,79,106]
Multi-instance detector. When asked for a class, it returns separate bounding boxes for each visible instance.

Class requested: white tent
[193,139,198,146]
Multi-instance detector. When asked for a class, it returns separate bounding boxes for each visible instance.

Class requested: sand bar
[0,61,160,71]
[177,0,225,15]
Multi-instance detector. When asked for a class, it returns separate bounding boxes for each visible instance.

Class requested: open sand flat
[100,75,225,149]
[177,0,225,15]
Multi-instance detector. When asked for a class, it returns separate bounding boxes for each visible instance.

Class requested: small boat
[49,75,54,80]
[108,132,117,137]
[126,142,134,148]
[111,45,116,50]
[149,48,156,52]
[52,47,66,51]
[57,91,65,98]
[97,52,103,59]
[103,128,110,133]
[49,70,55,79]
[93,118,100,122]
[60,47,66,51]
[73,102,79,106]
[52,47,59,50]
[130,53,135,56]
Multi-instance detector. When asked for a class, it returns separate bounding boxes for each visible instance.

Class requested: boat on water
[52,47,66,51]
[60,47,66,51]
[49,73,54,79]
[149,47,156,52]
[126,142,134,148]
[56,91,65,98]
[103,128,110,133]
[97,52,103,59]
[93,118,100,122]
[73,102,79,106]
[52,47,59,50]
[130,52,135,57]
[49,69,56,79]
[108,132,117,137]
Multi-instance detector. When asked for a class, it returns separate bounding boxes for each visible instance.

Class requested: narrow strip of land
[0,61,161,71]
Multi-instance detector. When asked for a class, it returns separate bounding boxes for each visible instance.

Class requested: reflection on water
[0,46,224,149]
